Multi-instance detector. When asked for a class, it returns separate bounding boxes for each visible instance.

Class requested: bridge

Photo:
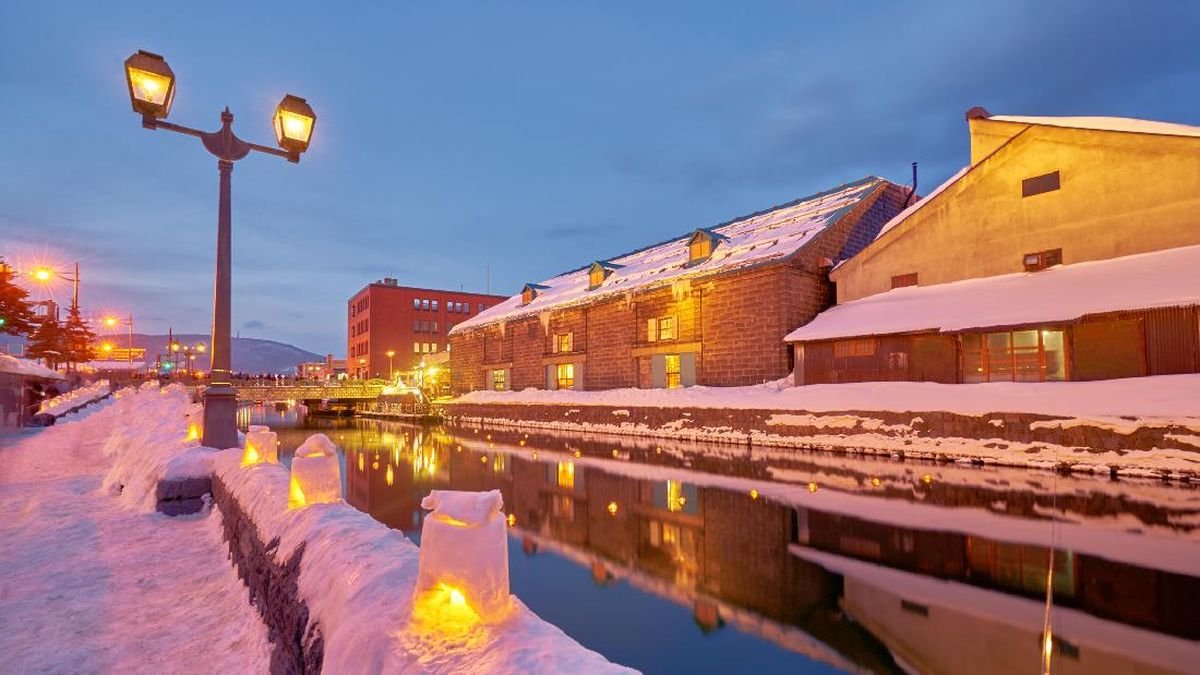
[233,382,387,402]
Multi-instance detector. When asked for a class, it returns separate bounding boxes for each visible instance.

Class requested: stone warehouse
[787,110,1200,385]
[449,176,911,394]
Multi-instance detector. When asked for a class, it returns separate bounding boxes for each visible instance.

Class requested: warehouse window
[832,337,877,358]
[1022,170,1060,198]
[961,329,1065,383]
[891,273,919,289]
[492,369,507,391]
[556,363,575,389]
[555,332,573,353]
[665,354,681,389]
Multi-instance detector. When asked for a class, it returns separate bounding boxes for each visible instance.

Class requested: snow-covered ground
[0,388,271,673]
[454,373,1200,425]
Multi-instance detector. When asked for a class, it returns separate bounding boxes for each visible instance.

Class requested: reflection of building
[449,177,911,394]
[341,422,1200,674]
[788,111,1200,385]
[346,278,505,380]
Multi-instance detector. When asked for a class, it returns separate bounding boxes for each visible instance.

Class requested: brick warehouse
[347,279,506,380]
[448,176,911,394]
[786,111,1200,385]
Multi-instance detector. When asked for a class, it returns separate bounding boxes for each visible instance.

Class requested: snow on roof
[988,114,1200,138]
[452,176,891,333]
[787,244,1200,342]
[0,353,64,379]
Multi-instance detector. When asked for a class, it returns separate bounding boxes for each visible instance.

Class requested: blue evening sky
[1,2,1197,354]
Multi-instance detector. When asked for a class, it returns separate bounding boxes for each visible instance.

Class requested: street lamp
[124,49,316,449]
[102,314,135,364]
[31,263,81,311]
[386,349,395,380]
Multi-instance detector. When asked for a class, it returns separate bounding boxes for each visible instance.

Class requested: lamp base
[201,384,239,449]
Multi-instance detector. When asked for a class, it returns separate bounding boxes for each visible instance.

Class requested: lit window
[413,342,420,353]
[431,343,438,353]
[960,328,1066,383]
[665,354,681,389]
[492,369,507,391]
[556,363,574,389]
[688,230,715,263]
[555,333,573,353]
[658,316,675,341]
[556,461,575,489]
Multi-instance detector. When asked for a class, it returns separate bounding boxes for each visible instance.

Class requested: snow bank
[452,373,1200,424]
[40,379,111,417]
[99,383,213,511]
[788,244,1200,342]
[213,451,633,674]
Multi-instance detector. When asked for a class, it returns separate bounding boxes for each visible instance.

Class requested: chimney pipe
[905,162,919,206]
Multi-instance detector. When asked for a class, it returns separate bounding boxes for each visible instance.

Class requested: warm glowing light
[33,268,52,282]
[357,453,365,472]
[807,482,819,493]
[921,473,934,485]
[103,317,118,327]
[606,501,619,516]
[434,514,470,528]
[184,423,200,441]
[385,464,395,486]
[612,449,619,458]
[574,450,581,458]
[485,434,492,441]
[273,94,317,153]
[506,514,516,527]
[409,582,483,642]
[101,342,114,353]
[480,455,488,464]
[241,443,261,467]
[518,439,525,446]
[556,462,575,489]
[530,451,538,460]
[749,488,759,500]
[655,447,662,454]
[386,349,395,357]
[870,477,882,488]
[448,587,467,607]
[666,480,687,512]
[288,477,307,507]
[128,68,169,104]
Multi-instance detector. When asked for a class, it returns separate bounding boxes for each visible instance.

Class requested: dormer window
[587,261,621,290]
[521,283,548,306]
[686,229,725,265]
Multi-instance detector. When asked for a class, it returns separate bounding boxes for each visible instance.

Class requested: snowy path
[0,404,272,674]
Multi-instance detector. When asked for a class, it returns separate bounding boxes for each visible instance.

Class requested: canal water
[241,404,1200,674]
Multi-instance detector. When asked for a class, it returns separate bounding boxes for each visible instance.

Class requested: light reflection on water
[242,404,1200,675]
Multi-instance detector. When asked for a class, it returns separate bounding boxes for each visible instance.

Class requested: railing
[230,382,388,401]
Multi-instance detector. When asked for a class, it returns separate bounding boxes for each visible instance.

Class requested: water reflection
[248,405,1200,675]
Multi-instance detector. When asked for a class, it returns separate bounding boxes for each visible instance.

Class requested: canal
[241,404,1200,674]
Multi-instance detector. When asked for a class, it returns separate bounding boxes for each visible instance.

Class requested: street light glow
[104,317,118,327]
[273,95,317,154]
[33,268,52,282]
[123,50,175,119]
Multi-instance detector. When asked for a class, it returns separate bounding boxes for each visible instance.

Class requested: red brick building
[346,278,505,380]
[449,177,910,394]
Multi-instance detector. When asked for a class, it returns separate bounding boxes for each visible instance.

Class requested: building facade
[449,177,911,394]
[346,278,505,380]
[296,353,347,379]
[786,109,1200,385]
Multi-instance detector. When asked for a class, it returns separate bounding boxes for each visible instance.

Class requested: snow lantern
[242,425,279,466]
[289,433,342,508]
[415,489,511,622]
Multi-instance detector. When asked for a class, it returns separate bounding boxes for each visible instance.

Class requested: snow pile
[988,114,1200,138]
[417,490,511,621]
[214,451,633,673]
[39,379,111,417]
[99,384,213,511]
[0,385,272,672]
[453,373,1200,424]
[0,353,63,379]
[451,177,889,334]
[790,244,1200,342]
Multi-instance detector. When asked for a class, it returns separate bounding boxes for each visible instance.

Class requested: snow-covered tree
[25,317,65,370]
[0,258,36,336]
[62,304,96,368]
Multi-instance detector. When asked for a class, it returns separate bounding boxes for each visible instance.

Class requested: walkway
[0,404,270,673]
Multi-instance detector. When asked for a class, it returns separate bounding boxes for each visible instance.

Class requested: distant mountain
[127,334,323,374]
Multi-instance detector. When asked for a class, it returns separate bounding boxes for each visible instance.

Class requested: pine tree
[62,304,97,368]
[25,317,65,370]
[0,259,36,336]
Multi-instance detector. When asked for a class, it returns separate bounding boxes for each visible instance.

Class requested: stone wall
[211,475,324,675]
[441,401,1199,478]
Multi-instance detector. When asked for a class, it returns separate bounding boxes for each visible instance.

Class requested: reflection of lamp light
[807,482,819,493]
[607,501,619,516]
[749,488,759,500]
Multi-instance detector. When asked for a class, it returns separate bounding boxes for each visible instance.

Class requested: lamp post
[123,50,316,449]
[103,314,135,364]
[32,263,81,312]
[386,349,395,380]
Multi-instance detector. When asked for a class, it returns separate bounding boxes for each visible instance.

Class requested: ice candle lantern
[416,489,511,621]
[289,433,342,508]
[242,425,279,466]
